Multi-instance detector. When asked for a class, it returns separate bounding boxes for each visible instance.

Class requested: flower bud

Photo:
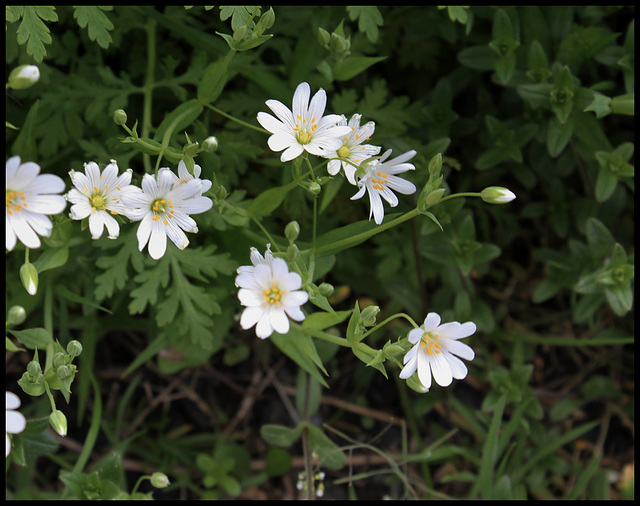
[56,365,72,379]
[424,188,445,206]
[406,374,429,394]
[113,109,128,126]
[53,352,67,368]
[7,305,27,326]
[428,153,443,176]
[360,305,380,326]
[286,243,299,261]
[19,262,38,296]
[317,28,331,48]
[150,472,170,489]
[215,185,228,201]
[203,136,219,153]
[285,221,300,242]
[383,343,404,359]
[307,181,321,195]
[481,186,516,204]
[66,340,83,358]
[330,33,350,54]
[260,8,275,30]
[27,360,42,378]
[318,282,334,297]
[18,371,45,396]
[49,409,68,436]
[8,65,40,90]
[183,142,199,158]
[233,25,247,41]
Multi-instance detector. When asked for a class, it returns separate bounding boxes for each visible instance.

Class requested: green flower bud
[18,371,45,396]
[318,282,334,297]
[308,181,321,195]
[7,305,27,326]
[27,360,42,377]
[406,374,429,394]
[286,243,299,262]
[428,153,443,176]
[66,340,83,358]
[53,352,67,368]
[19,262,38,296]
[49,409,68,436]
[424,188,445,206]
[8,65,40,90]
[383,343,405,359]
[481,186,516,204]
[113,109,128,126]
[233,25,247,41]
[330,33,350,54]
[360,305,380,326]
[317,28,331,48]
[150,472,170,489]
[215,185,228,201]
[285,221,300,242]
[56,365,71,379]
[260,8,275,30]
[183,142,199,158]
[203,136,219,153]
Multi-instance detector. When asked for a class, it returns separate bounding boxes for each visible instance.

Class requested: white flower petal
[430,353,453,387]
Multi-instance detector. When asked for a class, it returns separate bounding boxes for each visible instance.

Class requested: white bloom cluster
[257,81,417,225]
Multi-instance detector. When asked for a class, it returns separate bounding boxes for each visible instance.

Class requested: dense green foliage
[6,6,634,500]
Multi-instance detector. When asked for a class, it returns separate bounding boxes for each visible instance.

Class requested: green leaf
[197,53,232,104]
[347,6,384,43]
[302,310,351,331]
[73,6,114,49]
[595,166,619,202]
[247,180,298,219]
[11,100,39,162]
[333,56,387,82]
[32,246,68,274]
[271,327,329,387]
[55,285,113,314]
[260,423,304,447]
[585,218,616,259]
[9,328,53,349]
[547,115,574,157]
[15,7,57,62]
[153,99,203,143]
[457,45,496,71]
[307,424,346,470]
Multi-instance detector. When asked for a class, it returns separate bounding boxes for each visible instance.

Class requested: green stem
[251,217,281,252]
[360,312,419,341]
[142,18,156,174]
[205,103,269,134]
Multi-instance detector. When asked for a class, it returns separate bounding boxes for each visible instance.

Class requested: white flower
[169,160,213,196]
[325,114,381,185]
[66,160,137,240]
[6,156,66,251]
[399,312,476,391]
[122,168,213,260]
[256,81,352,162]
[6,391,27,457]
[480,186,516,204]
[8,65,40,89]
[350,149,417,225]
[235,246,309,339]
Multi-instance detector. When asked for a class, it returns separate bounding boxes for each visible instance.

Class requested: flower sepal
[406,374,430,394]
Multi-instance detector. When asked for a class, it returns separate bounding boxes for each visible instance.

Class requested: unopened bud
[49,409,68,436]
[203,136,219,153]
[260,8,275,30]
[285,221,300,242]
[113,109,128,126]
[307,182,321,195]
[183,142,199,158]
[233,25,247,41]
[317,28,331,48]
[56,365,71,379]
[286,243,299,261]
[318,282,334,297]
[428,153,443,176]
[481,186,516,204]
[150,472,170,489]
[330,33,350,54]
[19,262,38,296]
[53,352,67,368]
[27,360,42,378]
[66,340,83,358]
[8,65,40,90]
[406,374,429,394]
[424,188,445,206]
[215,185,228,201]
[360,305,380,326]
[383,343,404,359]
[7,305,26,326]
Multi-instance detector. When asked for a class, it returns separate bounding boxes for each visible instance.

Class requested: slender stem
[251,217,281,252]
[360,312,419,341]
[142,18,156,174]
[308,195,318,283]
[205,103,269,134]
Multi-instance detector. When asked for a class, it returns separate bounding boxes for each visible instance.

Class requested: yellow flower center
[420,331,442,356]
[262,282,283,306]
[6,189,27,215]
[151,198,175,226]
[91,194,106,209]
[370,171,389,192]
[293,115,318,145]
[337,145,351,158]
